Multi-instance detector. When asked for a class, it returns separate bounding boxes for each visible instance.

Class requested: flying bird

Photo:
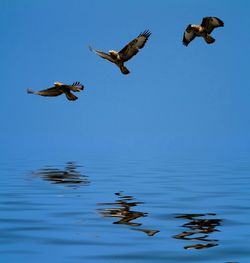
[27,81,84,101]
[89,30,151,74]
[183,17,224,46]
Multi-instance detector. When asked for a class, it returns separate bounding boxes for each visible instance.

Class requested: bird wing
[118,30,151,62]
[201,17,224,34]
[89,46,115,63]
[183,26,196,46]
[28,86,63,97]
[72,81,84,90]
[64,82,84,92]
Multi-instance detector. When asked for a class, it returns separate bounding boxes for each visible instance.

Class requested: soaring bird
[89,30,151,74]
[27,81,84,101]
[183,17,224,46]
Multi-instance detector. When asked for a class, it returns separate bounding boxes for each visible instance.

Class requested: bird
[89,30,151,74]
[27,81,84,101]
[183,17,224,46]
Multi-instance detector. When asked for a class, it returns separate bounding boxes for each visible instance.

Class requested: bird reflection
[132,228,160,236]
[97,192,159,236]
[173,213,222,250]
[31,161,89,188]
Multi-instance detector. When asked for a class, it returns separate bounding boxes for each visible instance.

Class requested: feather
[119,30,151,62]
[28,86,63,97]
[89,46,115,63]
[201,17,224,34]
[183,26,196,46]
[89,30,151,74]
[27,82,84,101]
[63,90,78,101]
[183,17,224,46]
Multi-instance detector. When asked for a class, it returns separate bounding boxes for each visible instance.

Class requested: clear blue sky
[1,0,250,161]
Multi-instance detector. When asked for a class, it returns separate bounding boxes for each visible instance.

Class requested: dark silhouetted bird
[89,30,151,74]
[27,81,84,101]
[183,17,224,46]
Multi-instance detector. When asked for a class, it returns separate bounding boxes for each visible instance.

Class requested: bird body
[27,82,84,101]
[89,30,151,74]
[183,17,224,46]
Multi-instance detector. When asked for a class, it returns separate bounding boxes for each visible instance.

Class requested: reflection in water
[97,192,159,236]
[132,228,160,236]
[31,162,89,188]
[173,213,222,250]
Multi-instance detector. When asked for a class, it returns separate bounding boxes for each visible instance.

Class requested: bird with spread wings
[89,30,151,74]
[183,17,224,46]
[27,81,84,101]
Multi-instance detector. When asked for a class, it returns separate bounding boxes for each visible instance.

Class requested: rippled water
[1,158,250,263]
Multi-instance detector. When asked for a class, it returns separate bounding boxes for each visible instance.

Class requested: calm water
[1,157,250,263]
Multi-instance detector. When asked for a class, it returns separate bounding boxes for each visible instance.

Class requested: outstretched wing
[65,82,84,92]
[72,81,83,88]
[27,86,63,97]
[201,17,224,34]
[118,30,151,62]
[183,25,196,46]
[89,46,115,63]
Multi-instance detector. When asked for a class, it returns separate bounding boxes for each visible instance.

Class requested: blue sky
[1,0,250,161]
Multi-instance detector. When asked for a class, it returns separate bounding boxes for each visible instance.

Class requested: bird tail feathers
[120,65,130,75]
[204,35,215,44]
[64,91,78,101]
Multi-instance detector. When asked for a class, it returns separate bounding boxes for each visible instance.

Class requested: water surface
[1,158,249,263]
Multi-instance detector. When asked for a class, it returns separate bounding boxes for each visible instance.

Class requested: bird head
[109,50,119,59]
[54,82,63,86]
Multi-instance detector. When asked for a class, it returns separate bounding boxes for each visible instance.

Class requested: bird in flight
[27,81,84,101]
[183,17,224,46]
[89,30,151,74]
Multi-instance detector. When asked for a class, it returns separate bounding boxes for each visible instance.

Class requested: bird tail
[27,89,35,94]
[64,90,78,101]
[204,34,215,44]
[120,65,130,75]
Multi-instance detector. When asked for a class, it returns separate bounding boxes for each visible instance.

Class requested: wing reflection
[173,213,222,250]
[97,192,159,236]
[31,161,89,188]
